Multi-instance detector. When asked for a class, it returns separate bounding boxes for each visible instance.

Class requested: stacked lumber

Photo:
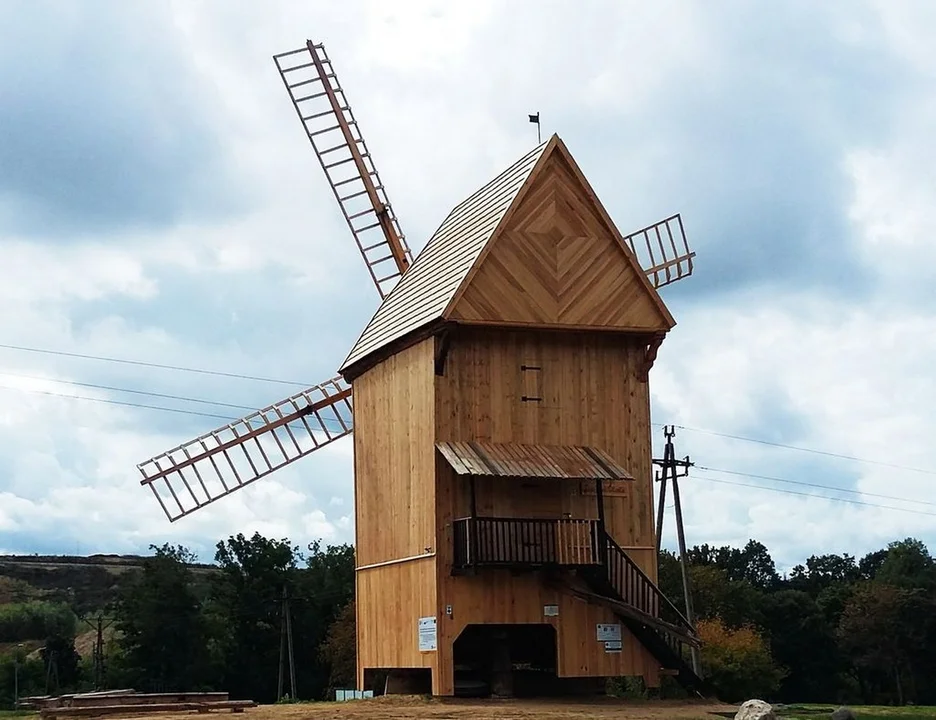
[33,691,256,719]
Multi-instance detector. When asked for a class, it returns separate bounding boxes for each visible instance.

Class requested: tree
[696,618,786,702]
[837,582,934,705]
[789,553,859,596]
[114,544,215,692]
[319,601,356,695]
[760,589,842,702]
[290,541,355,700]
[876,538,936,590]
[689,540,779,591]
[208,533,300,703]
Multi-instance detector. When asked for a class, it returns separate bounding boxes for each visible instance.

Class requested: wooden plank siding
[353,337,437,567]
[353,337,440,687]
[432,327,661,693]
[355,557,437,688]
[450,152,671,332]
[435,328,656,548]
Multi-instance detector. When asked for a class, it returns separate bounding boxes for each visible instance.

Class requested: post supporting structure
[653,425,701,677]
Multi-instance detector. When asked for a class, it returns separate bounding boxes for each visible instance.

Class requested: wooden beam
[305,41,409,276]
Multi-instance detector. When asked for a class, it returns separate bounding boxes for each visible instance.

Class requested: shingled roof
[339,139,550,375]
[339,134,674,379]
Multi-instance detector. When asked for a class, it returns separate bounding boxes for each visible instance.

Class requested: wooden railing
[602,533,697,648]
[452,517,601,569]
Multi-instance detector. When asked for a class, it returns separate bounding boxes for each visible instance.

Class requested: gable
[340,140,551,377]
[448,151,673,331]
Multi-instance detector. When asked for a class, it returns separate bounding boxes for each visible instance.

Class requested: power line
[697,465,936,507]
[693,472,936,518]
[657,422,936,476]
[0,342,312,387]
[0,383,351,433]
[0,370,259,413]
[0,384,237,421]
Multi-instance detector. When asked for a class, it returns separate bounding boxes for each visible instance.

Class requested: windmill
[138,40,704,698]
[136,40,695,523]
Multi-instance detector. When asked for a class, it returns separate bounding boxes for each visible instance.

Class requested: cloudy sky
[0,0,933,571]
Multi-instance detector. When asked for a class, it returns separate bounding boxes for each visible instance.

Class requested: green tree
[837,582,934,705]
[208,532,300,703]
[290,541,355,700]
[319,600,356,695]
[114,544,216,692]
[760,589,842,702]
[876,538,936,590]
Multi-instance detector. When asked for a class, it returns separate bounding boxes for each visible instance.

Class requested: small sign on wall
[596,623,621,643]
[604,640,623,653]
[418,616,437,652]
[543,604,559,617]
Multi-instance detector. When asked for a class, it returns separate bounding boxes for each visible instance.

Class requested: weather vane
[529,111,541,144]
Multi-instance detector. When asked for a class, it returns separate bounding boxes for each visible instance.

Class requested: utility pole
[653,425,701,677]
[77,610,113,689]
[14,643,22,707]
[277,585,297,701]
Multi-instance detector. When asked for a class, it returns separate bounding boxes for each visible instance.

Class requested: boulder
[831,708,857,720]
[735,699,777,720]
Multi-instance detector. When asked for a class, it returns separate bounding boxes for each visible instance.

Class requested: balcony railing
[452,517,601,570]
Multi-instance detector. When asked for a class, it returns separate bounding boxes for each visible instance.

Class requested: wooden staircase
[564,532,707,694]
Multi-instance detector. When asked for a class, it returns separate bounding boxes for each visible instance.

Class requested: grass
[778,704,936,720]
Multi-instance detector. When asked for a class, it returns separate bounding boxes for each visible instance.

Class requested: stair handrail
[603,531,698,639]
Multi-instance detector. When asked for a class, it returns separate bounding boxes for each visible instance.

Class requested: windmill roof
[339,139,550,374]
[339,134,675,379]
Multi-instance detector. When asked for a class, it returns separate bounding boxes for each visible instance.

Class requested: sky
[0,0,934,573]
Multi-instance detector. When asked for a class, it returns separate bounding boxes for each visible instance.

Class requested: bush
[0,602,76,643]
[697,617,786,702]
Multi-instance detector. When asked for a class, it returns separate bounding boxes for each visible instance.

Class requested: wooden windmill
[137,40,700,697]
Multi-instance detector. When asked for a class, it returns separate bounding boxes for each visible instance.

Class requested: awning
[436,441,634,481]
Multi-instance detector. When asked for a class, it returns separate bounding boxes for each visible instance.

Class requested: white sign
[418,616,437,652]
[596,623,622,642]
[604,640,623,653]
[543,604,559,617]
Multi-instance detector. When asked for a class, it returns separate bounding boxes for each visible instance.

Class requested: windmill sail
[138,376,352,522]
[621,213,695,289]
[273,41,412,298]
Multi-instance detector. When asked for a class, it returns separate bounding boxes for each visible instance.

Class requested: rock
[831,708,857,720]
[735,699,777,720]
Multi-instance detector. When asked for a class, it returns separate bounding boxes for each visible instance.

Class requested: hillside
[0,553,218,615]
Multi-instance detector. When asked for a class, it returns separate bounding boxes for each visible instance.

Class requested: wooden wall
[433,327,660,692]
[353,337,439,684]
[355,557,437,689]
[353,337,437,567]
[436,327,656,550]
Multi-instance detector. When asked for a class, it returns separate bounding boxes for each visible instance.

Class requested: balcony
[452,517,602,571]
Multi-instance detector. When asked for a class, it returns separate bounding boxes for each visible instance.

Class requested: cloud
[0,1,934,574]
[0,1,245,237]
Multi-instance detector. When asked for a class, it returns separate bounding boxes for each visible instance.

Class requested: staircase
[567,532,706,694]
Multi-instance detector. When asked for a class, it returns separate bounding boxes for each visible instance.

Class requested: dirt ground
[176,697,738,720]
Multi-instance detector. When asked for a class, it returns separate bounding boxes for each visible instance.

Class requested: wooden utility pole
[277,585,297,700]
[654,425,701,676]
[77,611,113,689]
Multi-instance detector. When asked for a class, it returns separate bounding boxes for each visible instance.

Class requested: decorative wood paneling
[450,153,671,332]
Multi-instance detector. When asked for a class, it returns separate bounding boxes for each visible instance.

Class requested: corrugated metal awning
[436,441,634,481]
